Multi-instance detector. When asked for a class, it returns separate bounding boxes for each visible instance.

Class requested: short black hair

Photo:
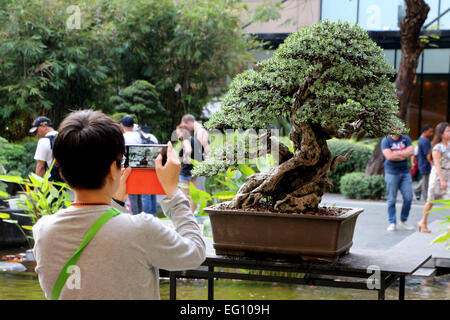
[422,124,432,133]
[181,114,195,123]
[53,110,125,189]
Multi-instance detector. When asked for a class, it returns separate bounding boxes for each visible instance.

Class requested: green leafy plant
[339,172,386,200]
[0,161,72,248]
[425,200,450,249]
[110,80,165,137]
[327,139,373,192]
[0,136,38,177]
[187,163,257,216]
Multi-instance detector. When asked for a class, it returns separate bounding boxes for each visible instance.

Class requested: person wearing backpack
[135,125,159,216]
[30,116,60,181]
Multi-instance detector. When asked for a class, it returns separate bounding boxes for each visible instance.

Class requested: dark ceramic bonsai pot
[204,204,363,263]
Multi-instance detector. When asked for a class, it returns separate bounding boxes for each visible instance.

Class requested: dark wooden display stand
[161,238,431,300]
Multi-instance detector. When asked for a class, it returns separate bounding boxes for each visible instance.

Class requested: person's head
[421,124,434,139]
[29,116,54,138]
[181,114,195,131]
[432,122,450,147]
[53,110,125,192]
[120,115,134,132]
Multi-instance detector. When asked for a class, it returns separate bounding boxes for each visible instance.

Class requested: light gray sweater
[32,190,206,300]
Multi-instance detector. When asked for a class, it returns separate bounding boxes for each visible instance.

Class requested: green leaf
[212,190,236,200]
[189,182,201,204]
[238,164,255,177]
[256,156,270,172]
[431,232,450,244]
[214,178,239,190]
[0,175,27,184]
[3,219,18,224]
[0,212,11,219]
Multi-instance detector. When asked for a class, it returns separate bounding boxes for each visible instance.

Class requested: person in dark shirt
[381,131,415,232]
[413,124,434,201]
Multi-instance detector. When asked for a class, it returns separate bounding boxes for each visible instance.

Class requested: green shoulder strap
[51,207,121,300]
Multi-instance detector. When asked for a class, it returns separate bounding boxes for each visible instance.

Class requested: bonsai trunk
[231,122,352,213]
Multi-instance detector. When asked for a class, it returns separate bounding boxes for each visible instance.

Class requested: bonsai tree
[194,20,405,214]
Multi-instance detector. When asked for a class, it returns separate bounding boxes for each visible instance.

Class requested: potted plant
[193,20,404,262]
[0,161,72,260]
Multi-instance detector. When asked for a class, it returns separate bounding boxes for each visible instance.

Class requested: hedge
[327,139,373,192]
[339,172,386,200]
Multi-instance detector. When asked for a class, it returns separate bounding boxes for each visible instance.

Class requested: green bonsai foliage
[196,20,404,214]
[110,80,164,136]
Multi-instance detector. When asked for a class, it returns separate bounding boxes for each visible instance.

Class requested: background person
[177,125,198,213]
[381,129,415,232]
[418,122,450,233]
[135,124,159,216]
[32,110,205,300]
[120,115,143,214]
[181,114,210,193]
[30,116,58,178]
[414,124,434,201]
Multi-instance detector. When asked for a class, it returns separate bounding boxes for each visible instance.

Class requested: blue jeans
[142,194,157,216]
[128,194,142,215]
[385,172,413,224]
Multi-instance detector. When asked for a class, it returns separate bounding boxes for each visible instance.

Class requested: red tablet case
[126,168,166,195]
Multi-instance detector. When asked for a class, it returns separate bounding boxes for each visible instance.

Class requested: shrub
[0,136,38,177]
[327,139,373,192]
[340,172,386,200]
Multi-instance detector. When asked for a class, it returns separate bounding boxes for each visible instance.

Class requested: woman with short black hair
[33,110,205,299]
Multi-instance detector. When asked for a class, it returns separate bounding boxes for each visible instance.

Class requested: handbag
[51,207,121,300]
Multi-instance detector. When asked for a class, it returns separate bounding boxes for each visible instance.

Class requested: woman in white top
[417,122,450,232]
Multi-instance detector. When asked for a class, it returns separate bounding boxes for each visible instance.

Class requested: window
[383,49,396,68]
[438,0,450,29]
[321,0,357,24]
[358,0,403,30]
[423,0,440,29]
[423,49,450,74]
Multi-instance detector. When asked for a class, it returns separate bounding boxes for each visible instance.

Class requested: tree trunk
[230,122,352,213]
[396,0,429,121]
[364,139,384,176]
[365,0,429,176]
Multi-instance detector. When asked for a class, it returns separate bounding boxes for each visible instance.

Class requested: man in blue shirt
[381,131,415,232]
[414,124,434,201]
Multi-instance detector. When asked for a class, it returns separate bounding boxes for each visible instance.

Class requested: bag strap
[51,207,121,300]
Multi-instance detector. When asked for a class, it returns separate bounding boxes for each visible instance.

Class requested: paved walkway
[321,193,446,251]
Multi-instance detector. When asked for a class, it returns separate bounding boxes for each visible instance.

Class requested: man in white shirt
[120,115,145,214]
[29,116,58,178]
[120,115,142,145]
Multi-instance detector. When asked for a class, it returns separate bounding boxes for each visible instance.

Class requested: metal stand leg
[170,273,177,300]
[208,266,214,300]
[378,277,385,300]
[399,275,405,300]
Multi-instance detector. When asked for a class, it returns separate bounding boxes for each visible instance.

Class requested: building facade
[248,0,450,138]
